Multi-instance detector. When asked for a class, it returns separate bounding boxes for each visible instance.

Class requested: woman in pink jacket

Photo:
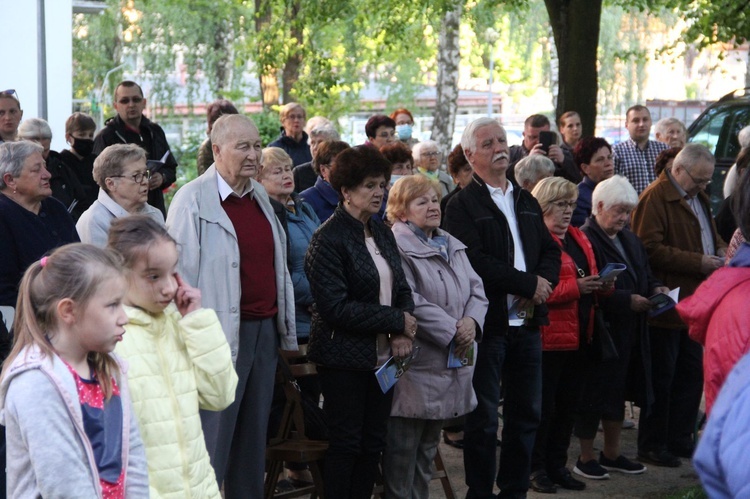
[383,175,488,499]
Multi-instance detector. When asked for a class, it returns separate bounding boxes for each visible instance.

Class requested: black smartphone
[539,131,557,153]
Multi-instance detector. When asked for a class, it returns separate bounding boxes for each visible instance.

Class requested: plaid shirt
[613,139,669,194]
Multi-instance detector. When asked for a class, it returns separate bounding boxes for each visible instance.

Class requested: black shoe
[530,471,557,494]
[442,431,464,449]
[549,467,586,490]
[599,452,646,474]
[637,449,681,468]
[669,444,695,459]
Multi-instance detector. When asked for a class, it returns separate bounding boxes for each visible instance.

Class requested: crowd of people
[1,81,750,499]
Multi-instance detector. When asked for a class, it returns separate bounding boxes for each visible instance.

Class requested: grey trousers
[383,416,444,499]
[201,318,278,499]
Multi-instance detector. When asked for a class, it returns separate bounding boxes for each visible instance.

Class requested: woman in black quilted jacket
[305,145,416,499]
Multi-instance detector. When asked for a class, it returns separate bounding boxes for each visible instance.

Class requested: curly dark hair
[329,145,392,200]
[654,147,682,176]
[447,144,469,177]
[379,142,413,167]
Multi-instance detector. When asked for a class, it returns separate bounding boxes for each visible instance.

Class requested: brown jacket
[631,171,727,329]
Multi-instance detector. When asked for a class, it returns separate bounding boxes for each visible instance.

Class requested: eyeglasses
[683,166,712,186]
[423,151,441,158]
[285,114,305,121]
[110,170,151,184]
[552,200,577,211]
[117,96,144,105]
[0,89,20,106]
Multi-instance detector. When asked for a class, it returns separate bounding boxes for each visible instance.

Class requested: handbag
[590,305,619,362]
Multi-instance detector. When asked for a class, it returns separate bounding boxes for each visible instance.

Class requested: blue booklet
[447,339,475,368]
[375,347,420,394]
[597,263,627,283]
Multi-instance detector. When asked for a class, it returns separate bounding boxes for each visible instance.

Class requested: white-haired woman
[76,144,164,246]
[0,141,79,309]
[573,175,668,479]
[414,141,453,197]
[384,174,487,498]
[516,155,556,191]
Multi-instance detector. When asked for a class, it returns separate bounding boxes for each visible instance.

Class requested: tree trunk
[544,0,602,136]
[255,0,279,110]
[431,1,463,158]
[213,23,232,96]
[281,0,303,104]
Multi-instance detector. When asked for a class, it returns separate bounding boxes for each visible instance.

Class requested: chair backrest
[0,306,14,332]
[271,345,322,443]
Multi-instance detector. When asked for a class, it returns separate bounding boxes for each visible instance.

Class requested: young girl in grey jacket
[0,243,149,498]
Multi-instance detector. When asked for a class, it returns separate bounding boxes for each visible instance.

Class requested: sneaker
[573,458,610,480]
[622,418,636,429]
[599,452,646,474]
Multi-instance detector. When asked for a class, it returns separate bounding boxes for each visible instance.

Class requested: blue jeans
[464,326,542,499]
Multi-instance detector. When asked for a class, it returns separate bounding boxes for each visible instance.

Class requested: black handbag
[590,305,619,362]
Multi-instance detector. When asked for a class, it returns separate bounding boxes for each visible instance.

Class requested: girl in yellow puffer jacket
[108,215,238,498]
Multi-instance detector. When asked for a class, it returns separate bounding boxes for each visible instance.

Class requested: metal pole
[37,0,48,119]
[487,57,494,117]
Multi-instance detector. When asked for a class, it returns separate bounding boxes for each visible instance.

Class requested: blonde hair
[259,147,293,179]
[386,174,441,224]
[280,103,306,122]
[1,244,125,399]
[531,176,578,214]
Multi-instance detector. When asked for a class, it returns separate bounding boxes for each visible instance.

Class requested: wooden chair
[264,346,328,499]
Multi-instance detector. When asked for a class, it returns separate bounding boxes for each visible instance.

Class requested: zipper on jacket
[437,269,450,307]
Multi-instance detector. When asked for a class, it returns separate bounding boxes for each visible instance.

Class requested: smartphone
[539,131,557,153]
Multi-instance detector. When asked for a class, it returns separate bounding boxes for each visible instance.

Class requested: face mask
[390,174,405,186]
[73,138,95,157]
[396,124,413,141]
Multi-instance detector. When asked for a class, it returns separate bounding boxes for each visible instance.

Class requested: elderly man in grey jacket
[167,114,297,499]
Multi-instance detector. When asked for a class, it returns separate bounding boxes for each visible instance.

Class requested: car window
[690,104,750,160]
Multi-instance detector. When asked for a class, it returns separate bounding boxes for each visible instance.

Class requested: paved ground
[429,411,702,498]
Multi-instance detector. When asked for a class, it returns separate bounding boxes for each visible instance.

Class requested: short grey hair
[93,144,147,192]
[515,156,555,188]
[305,116,332,135]
[591,175,638,215]
[461,117,503,156]
[279,102,305,122]
[412,140,439,162]
[654,117,686,137]
[738,125,750,148]
[309,124,340,141]
[211,114,259,147]
[0,140,44,190]
[17,118,52,140]
[674,143,715,171]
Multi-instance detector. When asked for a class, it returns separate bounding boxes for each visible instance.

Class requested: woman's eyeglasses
[110,170,151,184]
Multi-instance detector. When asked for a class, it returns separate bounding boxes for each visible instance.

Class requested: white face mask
[396,124,413,140]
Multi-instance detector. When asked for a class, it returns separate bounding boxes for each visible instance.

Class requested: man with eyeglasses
[93,80,177,217]
[631,143,726,468]
[0,90,23,143]
[268,103,312,167]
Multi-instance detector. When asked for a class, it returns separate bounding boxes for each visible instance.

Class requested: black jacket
[269,129,312,167]
[442,174,561,334]
[46,151,88,221]
[305,205,414,369]
[93,114,178,216]
[581,216,660,411]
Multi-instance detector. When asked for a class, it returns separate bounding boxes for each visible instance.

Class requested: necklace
[366,237,381,255]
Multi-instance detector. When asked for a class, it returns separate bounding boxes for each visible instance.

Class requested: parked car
[688,87,750,212]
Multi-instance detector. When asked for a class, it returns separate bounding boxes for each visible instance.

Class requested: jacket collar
[391,221,465,258]
[314,176,339,205]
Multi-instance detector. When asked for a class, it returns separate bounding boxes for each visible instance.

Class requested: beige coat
[166,165,297,361]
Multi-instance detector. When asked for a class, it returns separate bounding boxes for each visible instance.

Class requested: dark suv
[688,87,750,211]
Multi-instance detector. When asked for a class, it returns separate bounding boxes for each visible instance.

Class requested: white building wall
[1,0,73,152]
